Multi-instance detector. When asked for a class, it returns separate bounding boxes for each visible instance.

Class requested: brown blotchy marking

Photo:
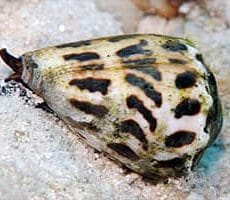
[165,130,196,147]
[56,40,91,48]
[69,98,108,118]
[125,73,162,107]
[195,54,204,63]
[63,52,100,62]
[162,40,187,52]
[81,64,104,70]
[125,65,161,81]
[168,58,187,65]
[153,157,186,168]
[126,95,157,132]
[175,98,201,118]
[116,40,152,58]
[175,71,196,89]
[119,119,148,150]
[107,143,140,161]
[69,78,111,95]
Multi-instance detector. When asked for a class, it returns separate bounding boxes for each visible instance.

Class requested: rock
[132,0,185,18]
[94,0,142,33]
[137,15,185,37]
[179,1,202,19]
[201,0,230,26]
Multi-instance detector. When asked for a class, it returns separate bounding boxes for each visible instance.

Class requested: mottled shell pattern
[0,34,222,180]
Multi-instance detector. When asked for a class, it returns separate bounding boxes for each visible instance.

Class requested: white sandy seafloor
[0,0,229,199]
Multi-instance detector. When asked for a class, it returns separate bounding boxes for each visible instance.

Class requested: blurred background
[0,0,229,199]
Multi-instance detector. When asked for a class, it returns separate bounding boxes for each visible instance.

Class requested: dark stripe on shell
[153,157,186,168]
[107,143,140,161]
[165,131,196,147]
[162,40,187,52]
[108,35,137,42]
[125,73,162,107]
[174,98,201,118]
[175,71,196,89]
[69,78,111,95]
[125,65,161,81]
[63,52,100,62]
[69,98,108,118]
[56,40,91,48]
[196,53,222,144]
[123,58,156,65]
[119,119,148,150]
[81,64,104,70]
[168,58,187,64]
[126,95,157,132]
[64,116,99,132]
[204,73,221,136]
[116,40,152,58]
[75,121,99,131]
[35,102,54,114]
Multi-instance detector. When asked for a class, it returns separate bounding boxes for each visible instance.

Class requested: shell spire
[0,48,23,81]
[0,48,22,73]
